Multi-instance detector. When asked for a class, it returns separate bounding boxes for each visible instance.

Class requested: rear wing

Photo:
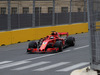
[58,32,69,37]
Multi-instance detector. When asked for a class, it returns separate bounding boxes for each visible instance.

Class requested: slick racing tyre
[66,37,75,46]
[45,43,53,51]
[54,41,63,52]
[28,41,37,48]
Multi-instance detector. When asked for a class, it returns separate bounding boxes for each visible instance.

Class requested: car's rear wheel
[66,37,75,46]
[54,41,63,52]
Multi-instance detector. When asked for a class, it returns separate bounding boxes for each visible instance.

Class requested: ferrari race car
[27,31,75,53]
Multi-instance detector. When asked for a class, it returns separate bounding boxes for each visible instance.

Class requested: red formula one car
[27,31,75,53]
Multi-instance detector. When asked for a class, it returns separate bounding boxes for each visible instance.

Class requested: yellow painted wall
[0,31,12,46]
[0,23,88,46]
[96,21,100,30]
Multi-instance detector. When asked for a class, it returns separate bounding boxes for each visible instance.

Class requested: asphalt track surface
[0,33,90,75]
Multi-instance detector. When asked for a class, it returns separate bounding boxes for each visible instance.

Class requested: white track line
[0,61,12,65]
[26,54,55,61]
[63,50,71,52]
[74,45,89,50]
[56,62,89,72]
[25,50,70,61]
[33,62,70,71]
[12,61,50,70]
[0,61,30,69]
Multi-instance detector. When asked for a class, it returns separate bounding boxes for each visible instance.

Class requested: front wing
[27,48,59,53]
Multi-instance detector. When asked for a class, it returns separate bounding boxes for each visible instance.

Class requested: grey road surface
[0,33,89,75]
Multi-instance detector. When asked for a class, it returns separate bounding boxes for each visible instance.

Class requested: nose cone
[39,49,45,51]
[39,41,48,51]
[39,45,46,51]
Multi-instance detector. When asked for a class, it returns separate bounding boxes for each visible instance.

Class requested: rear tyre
[54,41,63,52]
[66,37,75,46]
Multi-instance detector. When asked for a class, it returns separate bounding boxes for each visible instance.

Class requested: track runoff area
[0,33,89,75]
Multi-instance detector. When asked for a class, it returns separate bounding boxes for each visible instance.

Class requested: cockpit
[50,36,54,39]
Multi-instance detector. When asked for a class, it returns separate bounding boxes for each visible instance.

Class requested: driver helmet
[51,32,57,35]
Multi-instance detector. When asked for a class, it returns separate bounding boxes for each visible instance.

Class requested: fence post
[87,0,100,70]
[52,0,55,25]
[84,0,86,22]
[87,0,94,69]
[69,0,72,24]
[18,1,20,28]
[8,0,11,30]
[32,0,35,27]
[39,2,41,26]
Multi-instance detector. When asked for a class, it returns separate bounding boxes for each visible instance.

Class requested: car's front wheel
[54,41,63,52]
[27,41,37,53]
[28,41,37,48]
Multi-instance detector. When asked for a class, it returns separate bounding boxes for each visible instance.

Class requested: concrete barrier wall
[96,21,100,29]
[0,23,88,46]
[0,31,12,46]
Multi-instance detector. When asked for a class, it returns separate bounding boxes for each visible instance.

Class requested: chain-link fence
[88,0,100,70]
[0,0,87,31]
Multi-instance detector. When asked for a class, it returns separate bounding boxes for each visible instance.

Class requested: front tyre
[54,41,63,52]
[28,41,37,48]
[28,41,37,53]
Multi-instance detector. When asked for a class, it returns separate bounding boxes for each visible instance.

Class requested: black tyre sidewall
[54,41,63,52]
[28,41,37,48]
[66,37,75,46]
